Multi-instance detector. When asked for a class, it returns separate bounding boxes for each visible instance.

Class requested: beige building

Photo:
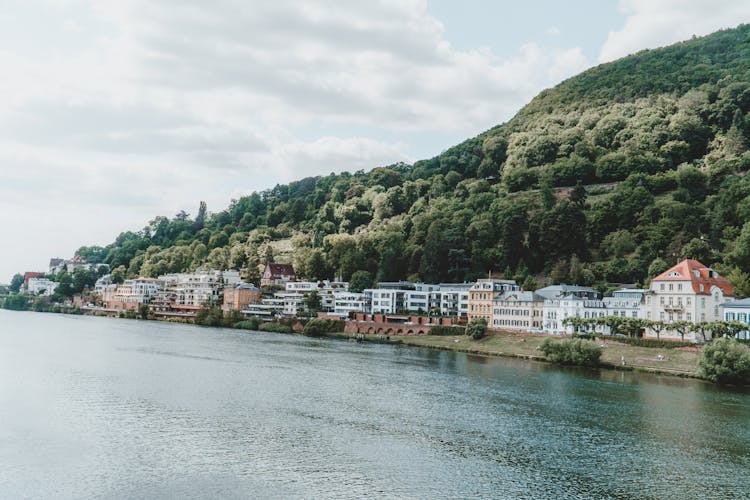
[644,259,734,341]
[467,279,519,323]
[492,291,544,331]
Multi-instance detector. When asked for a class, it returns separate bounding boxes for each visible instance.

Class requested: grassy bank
[340,331,701,378]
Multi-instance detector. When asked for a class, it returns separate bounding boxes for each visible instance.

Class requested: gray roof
[722,298,750,308]
[494,291,545,303]
[535,284,599,300]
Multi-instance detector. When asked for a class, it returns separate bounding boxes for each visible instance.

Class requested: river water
[1,310,748,499]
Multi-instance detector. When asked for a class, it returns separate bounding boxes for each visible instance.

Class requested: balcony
[663,304,684,312]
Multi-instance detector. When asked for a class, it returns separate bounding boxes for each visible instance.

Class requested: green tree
[648,320,667,341]
[698,338,750,384]
[9,274,23,293]
[349,270,374,293]
[539,338,602,367]
[466,318,488,340]
[304,291,322,313]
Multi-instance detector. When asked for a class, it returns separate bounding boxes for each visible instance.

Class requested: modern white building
[432,283,472,317]
[332,292,366,318]
[158,269,238,311]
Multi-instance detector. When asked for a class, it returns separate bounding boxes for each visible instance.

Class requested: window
[660,284,665,291]
[686,313,691,321]
[660,312,665,320]
[687,297,691,305]
[678,284,683,291]
[660,297,665,305]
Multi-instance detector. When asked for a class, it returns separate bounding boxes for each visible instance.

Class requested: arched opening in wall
[386,328,393,335]
[397,329,403,334]
[407,329,414,335]
[367,327,374,334]
[377,328,384,335]
[418,330,425,335]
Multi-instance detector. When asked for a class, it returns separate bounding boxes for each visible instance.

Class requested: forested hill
[79,24,750,295]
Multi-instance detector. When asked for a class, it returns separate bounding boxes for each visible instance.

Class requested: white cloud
[599,0,750,63]
[0,0,595,280]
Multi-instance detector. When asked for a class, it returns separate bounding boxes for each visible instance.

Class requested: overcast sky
[2,0,750,282]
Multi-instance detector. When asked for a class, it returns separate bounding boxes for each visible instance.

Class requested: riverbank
[329,331,702,378]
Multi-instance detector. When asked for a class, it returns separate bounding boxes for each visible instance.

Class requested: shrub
[540,338,602,367]
[303,318,345,336]
[698,338,750,385]
[234,319,260,331]
[3,294,30,311]
[429,325,466,336]
[609,337,693,349]
[466,318,488,340]
[259,322,294,334]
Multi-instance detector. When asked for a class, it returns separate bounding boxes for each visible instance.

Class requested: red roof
[652,259,733,296]
[23,272,45,285]
[265,263,295,277]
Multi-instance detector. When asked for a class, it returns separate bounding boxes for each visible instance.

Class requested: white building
[492,291,545,331]
[644,259,734,341]
[364,282,442,315]
[158,269,237,311]
[243,298,285,319]
[603,289,647,319]
[431,283,472,317]
[27,277,58,296]
[332,292,366,318]
[285,280,349,312]
[721,298,750,340]
[538,285,604,334]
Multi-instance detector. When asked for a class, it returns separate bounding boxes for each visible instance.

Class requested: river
[0,310,748,499]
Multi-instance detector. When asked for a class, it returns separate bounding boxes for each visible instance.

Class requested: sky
[2,0,750,282]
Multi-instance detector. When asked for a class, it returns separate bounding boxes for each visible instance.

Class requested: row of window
[492,308,538,316]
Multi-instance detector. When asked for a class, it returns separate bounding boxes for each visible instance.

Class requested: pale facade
[722,298,750,340]
[537,285,603,334]
[492,291,544,331]
[332,292,366,318]
[603,289,646,319]
[27,277,58,296]
[467,279,519,323]
[644,259,734,341]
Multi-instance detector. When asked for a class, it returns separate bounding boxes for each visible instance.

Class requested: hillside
[74,24,750,295]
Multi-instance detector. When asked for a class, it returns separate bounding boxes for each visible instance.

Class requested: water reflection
[0,309,749,499]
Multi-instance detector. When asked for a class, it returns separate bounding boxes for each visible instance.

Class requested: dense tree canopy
[59,24,750,293]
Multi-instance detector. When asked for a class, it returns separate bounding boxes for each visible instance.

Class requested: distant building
[261,263,296,286]
[27,277,58,296]
[467,279,520,323]
[222,283,261,313]
[644,259,734,341]
[105,277,163,311]
[538,285,603,334]
[603,289,647,320]
[157,270,237,313]
[22,272,46,292]
[331,292,366,318]
[721,298,750,340]
[492,291,545,331]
